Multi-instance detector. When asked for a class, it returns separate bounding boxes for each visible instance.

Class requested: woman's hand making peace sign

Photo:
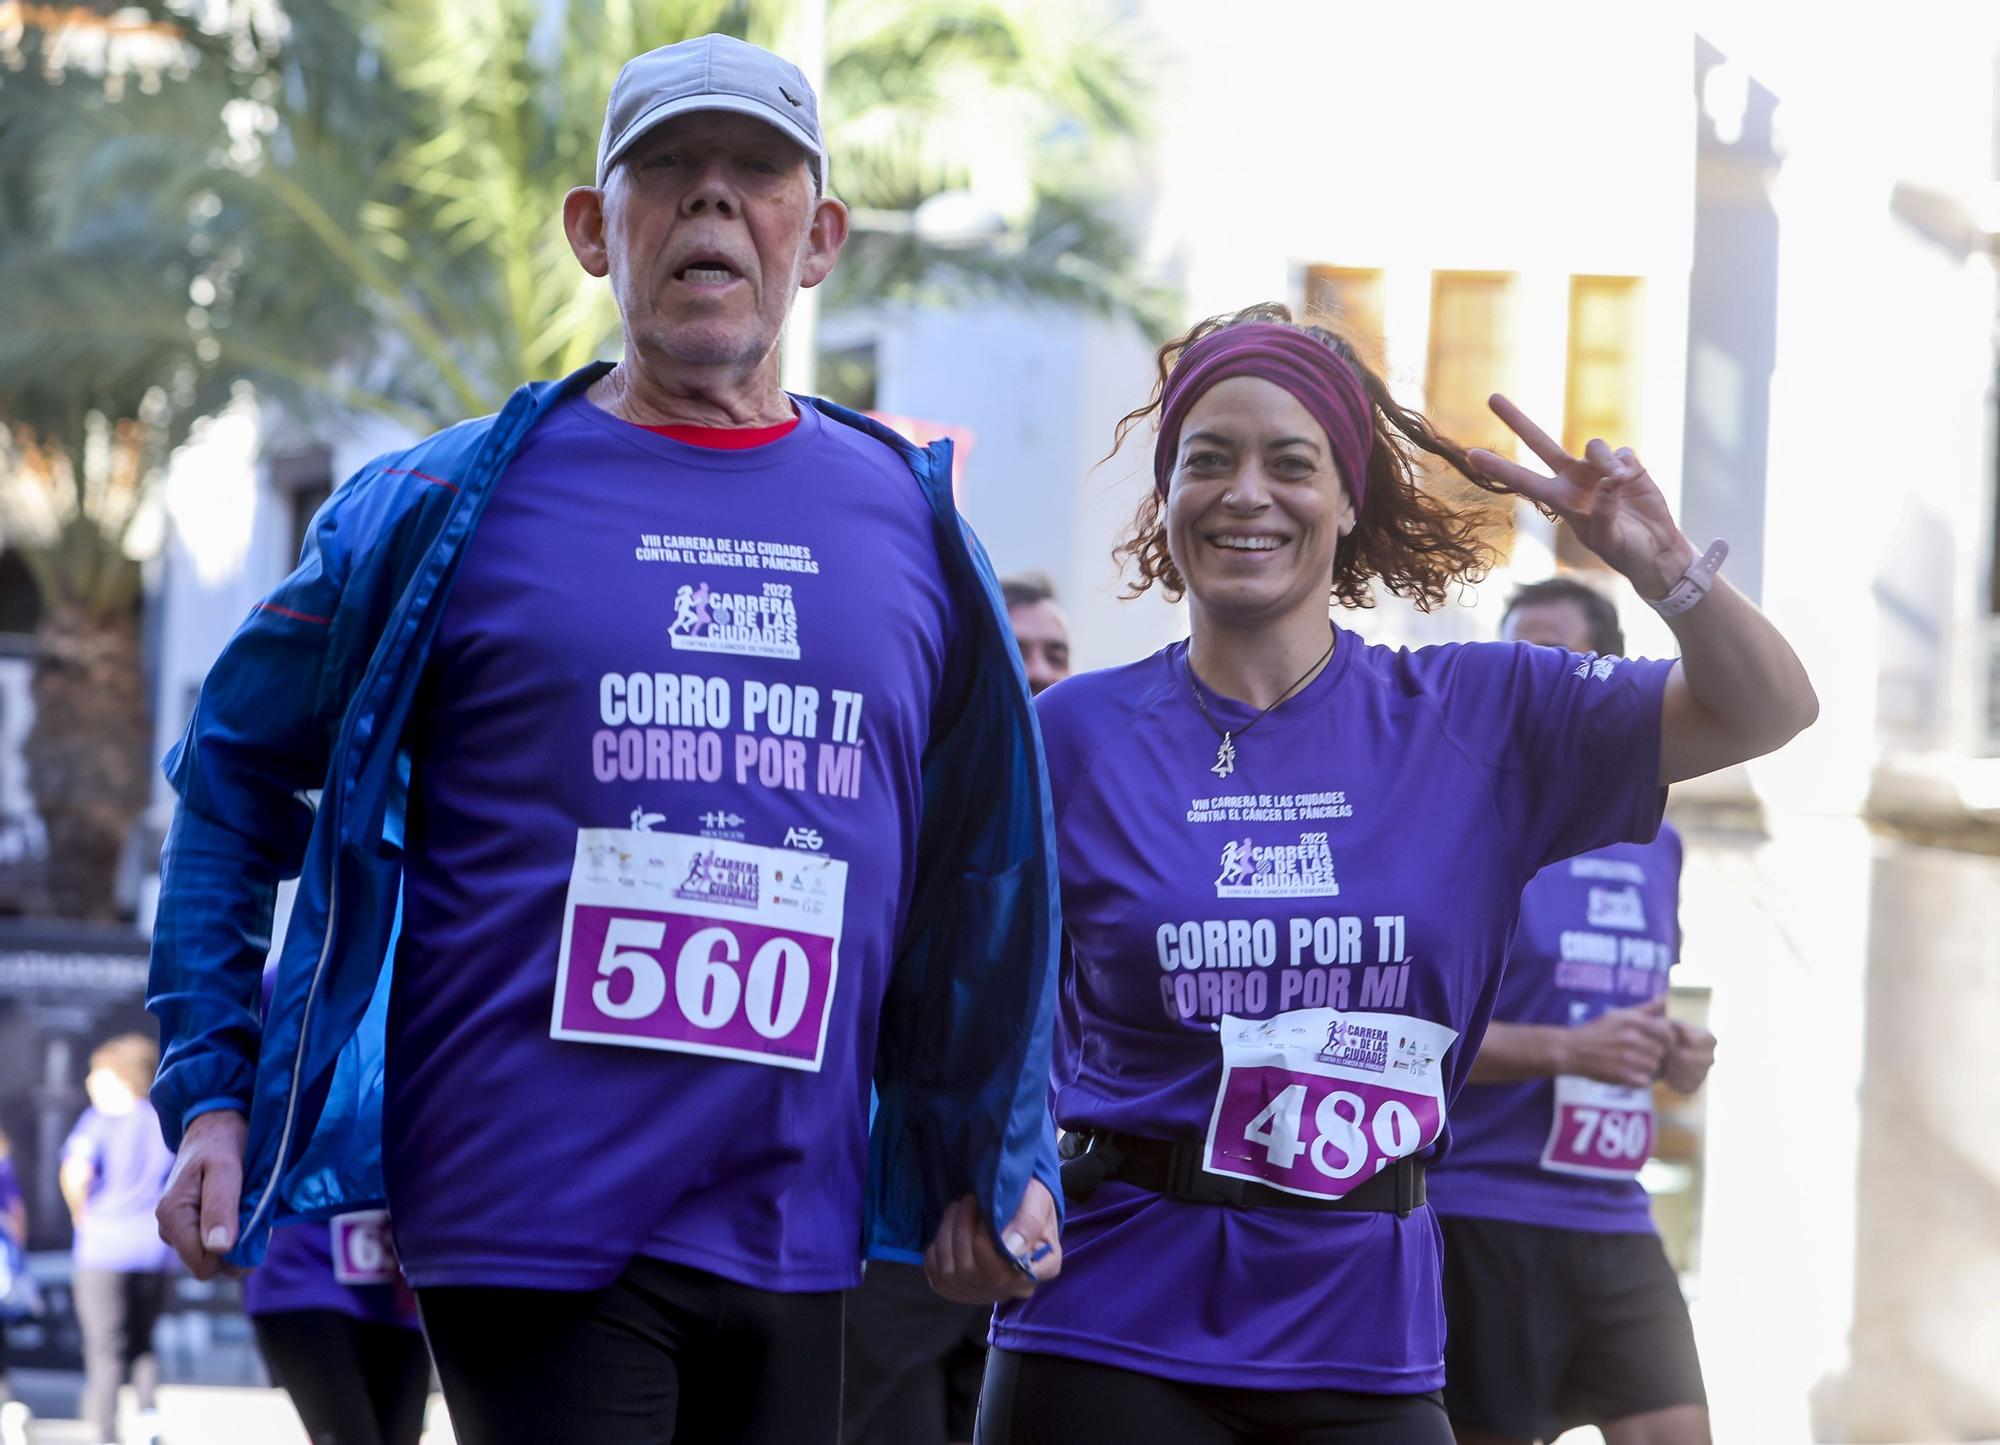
[1461,393,1818,786]
[1468,394,1696,599]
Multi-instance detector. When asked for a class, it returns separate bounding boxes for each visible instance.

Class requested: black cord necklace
[1186,631,1336,780]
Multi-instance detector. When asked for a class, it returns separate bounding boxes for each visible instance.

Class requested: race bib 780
[1540,1075,1655,1178]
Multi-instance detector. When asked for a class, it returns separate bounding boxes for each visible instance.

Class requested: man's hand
[923,1178,1061,1305]
[1661,1021,1717,1094]
[157,1109,248,1279]
[1560,997,1673,1088]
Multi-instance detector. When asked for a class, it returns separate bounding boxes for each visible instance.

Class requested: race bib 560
[1204,1008,1458,1201]
[550,829,847,1072]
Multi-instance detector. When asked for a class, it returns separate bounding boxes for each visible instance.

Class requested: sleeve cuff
[181,1095,252,1136]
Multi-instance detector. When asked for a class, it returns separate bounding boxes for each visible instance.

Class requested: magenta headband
[1152,323,1375,510]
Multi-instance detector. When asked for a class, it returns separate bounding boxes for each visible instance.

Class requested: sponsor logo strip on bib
[551,829,847,1073]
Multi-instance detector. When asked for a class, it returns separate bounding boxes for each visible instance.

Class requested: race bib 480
[1204,1008,1458,1201]
[551,829,847,1072]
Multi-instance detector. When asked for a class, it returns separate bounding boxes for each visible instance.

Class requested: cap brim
[599,94,824,186]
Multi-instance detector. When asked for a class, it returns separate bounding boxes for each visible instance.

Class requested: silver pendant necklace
[1186,632,1336,779]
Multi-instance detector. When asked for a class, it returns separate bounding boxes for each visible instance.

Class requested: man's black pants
[420,1255,843,1444]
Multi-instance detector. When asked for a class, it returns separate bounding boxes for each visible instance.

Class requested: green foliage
[0,42,230,618]
[1,0,1166,436]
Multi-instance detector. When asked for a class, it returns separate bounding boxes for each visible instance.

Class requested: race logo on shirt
[1586,884,1648,932]
[675,846,761,910]
[1214,833,1339,899]
[669,581,801,660]
[1316,1018,1389,1072]
[1573,655,1621,681]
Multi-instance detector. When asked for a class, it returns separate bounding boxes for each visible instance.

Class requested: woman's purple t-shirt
[63,1104,175,1274]
[990,632,1671,1392]
[1429,827,1684,1232]
[387,396,955,1292]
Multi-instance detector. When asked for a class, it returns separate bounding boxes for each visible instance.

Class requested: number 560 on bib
[550,829,847,1072]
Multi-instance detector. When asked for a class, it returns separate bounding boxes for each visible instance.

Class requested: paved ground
[11,1371,1996,1443]
[6,1375,456,1444]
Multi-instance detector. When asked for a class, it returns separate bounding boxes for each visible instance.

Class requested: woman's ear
[1334,479,1360,538]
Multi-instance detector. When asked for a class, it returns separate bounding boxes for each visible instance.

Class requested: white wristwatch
[1647,539,1729,618]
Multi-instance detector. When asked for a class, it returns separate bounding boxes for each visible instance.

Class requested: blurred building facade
[142,3,2000,1441]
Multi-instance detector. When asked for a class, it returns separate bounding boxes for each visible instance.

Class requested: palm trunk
[23,604,151,922]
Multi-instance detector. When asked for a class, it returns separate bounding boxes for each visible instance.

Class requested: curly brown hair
[1112,302,1512,612]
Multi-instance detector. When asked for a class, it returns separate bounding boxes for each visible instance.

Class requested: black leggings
[975,1348,1454,1445]
[255,1309,432,1445]
[419,1256,844,1445]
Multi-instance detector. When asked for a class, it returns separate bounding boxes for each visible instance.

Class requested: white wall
[1141,0,1698,653]
[1686,6,2000,1439]
[849,302,1181,672]
[858,2,1703,667]
[145,398,414,880]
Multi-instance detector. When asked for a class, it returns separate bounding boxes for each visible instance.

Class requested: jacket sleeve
[147,484,360,1150]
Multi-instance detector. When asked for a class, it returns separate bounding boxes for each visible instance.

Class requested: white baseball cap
[596,33,825,190]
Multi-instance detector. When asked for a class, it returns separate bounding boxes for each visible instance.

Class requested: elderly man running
[147,34,1061,1445]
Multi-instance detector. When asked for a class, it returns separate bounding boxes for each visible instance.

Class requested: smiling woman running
[966,303,1816,1445]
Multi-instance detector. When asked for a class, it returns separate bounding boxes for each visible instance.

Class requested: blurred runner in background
[243,968,431,1445]
[62,1036,174,1445]
[843,572,1073,1445]
[1430,578,1714,1445]
[1001,574,1072,699]
[0,1126,32,1445]
[246,1218,429,1445]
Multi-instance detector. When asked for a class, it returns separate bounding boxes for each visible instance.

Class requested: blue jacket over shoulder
[148,364,1062,1267]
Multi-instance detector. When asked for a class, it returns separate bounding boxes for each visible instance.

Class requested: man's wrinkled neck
[587,348,796,429]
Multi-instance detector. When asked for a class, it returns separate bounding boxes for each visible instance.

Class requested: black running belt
[1059,1130,1426,1215]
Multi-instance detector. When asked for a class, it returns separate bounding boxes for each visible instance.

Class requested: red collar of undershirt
[629,411,801,450]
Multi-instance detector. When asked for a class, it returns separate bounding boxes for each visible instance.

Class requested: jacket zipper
[241,859,340,1243]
